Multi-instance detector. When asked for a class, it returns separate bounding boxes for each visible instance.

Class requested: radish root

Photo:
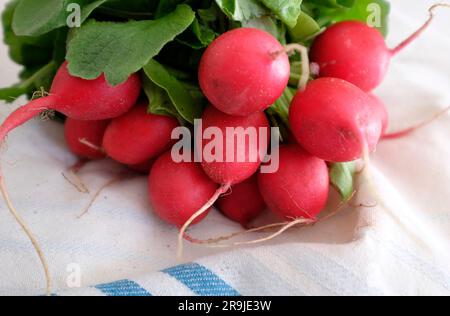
[183,222,290,245]
[390,3,450,56]
[77,172,126,219]
[78,138,105,154]
[177,184,231,260]
[62,160,89,193]
[209,218,314,248]
[0,97,58,296]
[185,191,355,248]
[0,166,52,295]
[383,105,450,139]
[284,43,310,91]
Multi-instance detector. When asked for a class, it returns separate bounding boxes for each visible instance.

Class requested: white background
[0,0,449,295]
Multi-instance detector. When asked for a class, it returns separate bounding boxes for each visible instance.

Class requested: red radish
[310,21,389,92]
[64,118,109,160]
[198,28,290,116]
[369,94,389,135]
[289,78,382,163]
[258,144,329,220]
[148,151,217,228]
[310,4,449,91]
[103,105,179,165]
[216,175,266,227]
[0,61,140,141]
[178,106,270,257]
[200,106,270,185]
[0,61,140,295]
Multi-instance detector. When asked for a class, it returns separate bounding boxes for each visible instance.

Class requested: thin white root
[320,190,357,222]
[31,88,49,100]
[285,43,310,91]
[62,160,90,194]
[383,105,450,139]
[62,171,89,193]
[78,138,105,154]
[0,166,52,295]
[184,222,290,245]
[206,218,315,248]
[197,191,355,249]
[391,3,450,55]
[177,184,231,261]
[360,144,381,208]
[77,173,124,219]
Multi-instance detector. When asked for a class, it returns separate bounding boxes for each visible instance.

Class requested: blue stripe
[162,263,240,296]
[95,279,151,296]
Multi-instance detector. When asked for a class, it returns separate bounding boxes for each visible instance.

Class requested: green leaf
[101,0,156,12]
[198,5,220,23]
[215,0,268,21]
[142,75,179,118]
[143,59,202,124]
[330,0,390,36]
[268,87,296,126]
[242,16,279,39]
[330,161,356,200]
[288,11,321,42]
[81,0,110,20]
[155,0,185,18]
[2,0,54,66]
[94,0,155,19]
[0,85,27,101]
[178,17,217,49]
[0,61,57,102]
[305,0,355,8]
[191,19,216,47]
[66,5,196,85]
[308,0,390,37]
[12,0,107,36]
[260,0,303,28]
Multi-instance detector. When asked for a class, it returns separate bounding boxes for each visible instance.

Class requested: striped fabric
[162,263,240,296]
[95,279,152,296]
[1,0,450,296]
[58,262,240,296]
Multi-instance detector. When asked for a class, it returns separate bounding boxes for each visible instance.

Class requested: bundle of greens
[1,0,388,120]
[0,0,389,199]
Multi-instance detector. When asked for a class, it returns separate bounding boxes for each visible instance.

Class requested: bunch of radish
[0,3,448,295]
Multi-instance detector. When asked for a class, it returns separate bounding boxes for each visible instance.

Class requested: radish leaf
[67,5,195,85]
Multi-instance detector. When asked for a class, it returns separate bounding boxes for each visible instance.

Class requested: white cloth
[0,0,449,296]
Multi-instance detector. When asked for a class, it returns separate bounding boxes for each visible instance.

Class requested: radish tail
[78,138,106,154]
[0,96,57,295]
[70,159,88,174]
[0,168,52,295]
[177,184,231,260]
[62,159,90,193]
[204,192,354,249]
[183,222,288,245]
[77,172,126,219]
[390,3,450,56]
[206,218,315,248]
[383,105,450,139]
[284,43,310,91]
[0,96,56,141]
